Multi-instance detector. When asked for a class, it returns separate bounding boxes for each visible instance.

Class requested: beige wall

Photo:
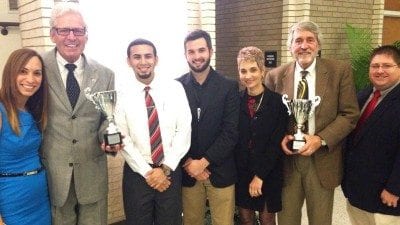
[215,0,384,79]
[0,0,22,79]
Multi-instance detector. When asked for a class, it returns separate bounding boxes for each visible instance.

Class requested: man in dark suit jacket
[342,45,400,225]
[265,21,360,225]
[177,29,240,225]
[40,3,114,225]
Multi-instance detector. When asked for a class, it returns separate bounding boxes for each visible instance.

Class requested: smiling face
[50,12,87,63]
[16,56,43,104]
[369,54,400,91]
[238,60,264,93]
[290,29,320,69]
[127,44,158,85]
[184,37,212,73]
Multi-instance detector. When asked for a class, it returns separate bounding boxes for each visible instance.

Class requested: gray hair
[287,21,323,49]
[50,2,86,28]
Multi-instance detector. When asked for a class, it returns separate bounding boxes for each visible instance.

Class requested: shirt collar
[133,74,161,93]
[56,51,83,70]
[295,58,316,76]
[189,66,214,86]
[374,80,400,98]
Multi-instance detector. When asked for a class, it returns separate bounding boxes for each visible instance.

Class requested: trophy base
[104,132,122,156]
[104,132,122,146]
[291,139,306,153]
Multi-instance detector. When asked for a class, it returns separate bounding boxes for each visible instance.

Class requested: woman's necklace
[254,91,264,112]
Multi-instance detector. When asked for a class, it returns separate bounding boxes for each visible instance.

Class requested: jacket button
[69,163,73,167]
[72,139,78,144]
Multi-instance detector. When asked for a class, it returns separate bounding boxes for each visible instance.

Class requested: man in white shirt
[115,38,192,225]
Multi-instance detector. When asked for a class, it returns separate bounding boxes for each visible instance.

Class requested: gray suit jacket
[265,58,360,188]
[41,49,115,206]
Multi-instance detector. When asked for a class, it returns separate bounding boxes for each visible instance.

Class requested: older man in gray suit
[40,2,114,225]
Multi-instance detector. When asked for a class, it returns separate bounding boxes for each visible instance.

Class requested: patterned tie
[356,90,381,130]
[144,86,164,165]
[65,64,80,109]
[297,70,309,99]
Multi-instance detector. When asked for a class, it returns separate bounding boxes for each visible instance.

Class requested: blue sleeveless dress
[0,103,51,225]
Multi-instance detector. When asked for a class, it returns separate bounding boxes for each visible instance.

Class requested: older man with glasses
[40,2,115,225]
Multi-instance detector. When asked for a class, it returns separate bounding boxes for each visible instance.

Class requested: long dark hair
[0,48,48,134]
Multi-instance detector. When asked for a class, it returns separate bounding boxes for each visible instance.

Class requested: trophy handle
[282,94,291,116]
[84,87,103,111]
[309,96,321,116]
[84,87,94,102]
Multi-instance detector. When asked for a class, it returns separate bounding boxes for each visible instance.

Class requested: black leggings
[238,206,276,225]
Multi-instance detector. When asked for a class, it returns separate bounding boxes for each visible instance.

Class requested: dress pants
[51,175,107,225]
[123,163,182,225]
[347,201,400,225]
[278,156,334,225]
[182,179,235,225]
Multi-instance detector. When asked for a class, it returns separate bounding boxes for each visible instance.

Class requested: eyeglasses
[52,27,86,36]
[369,63,398,71]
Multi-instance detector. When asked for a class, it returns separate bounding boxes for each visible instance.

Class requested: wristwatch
[161,164,171,176]
[321,139,327,146]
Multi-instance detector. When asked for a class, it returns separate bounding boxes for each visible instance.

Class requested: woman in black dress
[235,46,288,225]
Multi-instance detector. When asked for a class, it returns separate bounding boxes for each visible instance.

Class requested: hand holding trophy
[282,94,321,153]
[85,87,122,154]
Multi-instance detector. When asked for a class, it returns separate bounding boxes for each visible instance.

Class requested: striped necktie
[297,70,309,99]
[144,86,164,165]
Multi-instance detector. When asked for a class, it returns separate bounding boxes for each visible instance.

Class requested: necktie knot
[373,90,381,99]
[65,63,77,72]
[300,70,308,79]
[356,89,381,131]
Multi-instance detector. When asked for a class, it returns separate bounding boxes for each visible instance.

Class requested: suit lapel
[74,57,99,111]
[199,75,218,118]
[315,59,329,118]
[46,49,73,111]
[281,62,295,98]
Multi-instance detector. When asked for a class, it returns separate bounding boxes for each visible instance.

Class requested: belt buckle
[25,170,38,176]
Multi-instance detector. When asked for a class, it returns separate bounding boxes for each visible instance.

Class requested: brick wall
[18,0,53,52]
[309,0,381,59]
[215,0,384,78]
[216,0,283,78]
[106,154,125,224]
[186,0,216,67]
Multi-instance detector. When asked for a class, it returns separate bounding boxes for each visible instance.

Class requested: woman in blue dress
[0,48,50,225]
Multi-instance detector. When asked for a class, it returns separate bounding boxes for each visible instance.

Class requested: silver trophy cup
[282,94,321,152]
[85,87,122,149]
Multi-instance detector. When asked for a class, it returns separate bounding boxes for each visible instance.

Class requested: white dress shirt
[115,76,192,177]
[294,58,317,135]
[55,51,84,87]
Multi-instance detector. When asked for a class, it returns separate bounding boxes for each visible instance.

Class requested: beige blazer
[265,58,360,188]
[41,49,115,206]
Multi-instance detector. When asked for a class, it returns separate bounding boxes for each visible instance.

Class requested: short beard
[137,73,152,80]
[188,58,211,73]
